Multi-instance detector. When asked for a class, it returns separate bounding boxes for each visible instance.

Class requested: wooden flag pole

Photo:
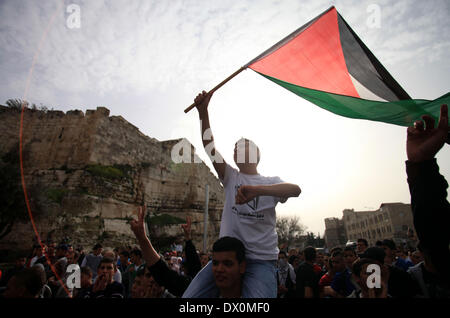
[183,66,247,113]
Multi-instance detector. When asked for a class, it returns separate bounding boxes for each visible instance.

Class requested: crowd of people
[0,94,448,299]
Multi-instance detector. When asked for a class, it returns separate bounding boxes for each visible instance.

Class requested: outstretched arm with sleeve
[130,206,191,297]
[405,104,450,283]
[235,183,301,205]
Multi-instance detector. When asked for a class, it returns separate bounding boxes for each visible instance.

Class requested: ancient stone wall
[0,105,224,255]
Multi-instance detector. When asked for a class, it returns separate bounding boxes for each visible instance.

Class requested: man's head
[278,251,288,268]
[288,248,298,257]
[15,256,26,268]
[80,266,93,288]
[97,257,116,284]
[316,251,325,266]
[56,244,68,258]
[352,258,384,296]
[381,239,396,261]
[289,255,300,270]
[303,246,316,263]
[233,138,261,169]
[357,238,368,254]
[211,237,246,296]
[344,247,357,269]
[119,250,130,265]
[360,247,386,265]
[93,243,103,256]
[131,268,145,298]
[35,245,45,257]
[323,254,330,271]
[199,252,210,268]
[130,248,142,264]
[330,251,346,273]
[330,247,343,255]
[47,243,56,256]
[66,250,79,265]
[3,268,44,298]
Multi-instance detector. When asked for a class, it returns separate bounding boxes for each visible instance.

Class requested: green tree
[0,145,28,239]
[5,98,28,111]
[276,215,307,250]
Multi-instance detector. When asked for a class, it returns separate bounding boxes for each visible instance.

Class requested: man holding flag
[181,91,301,298]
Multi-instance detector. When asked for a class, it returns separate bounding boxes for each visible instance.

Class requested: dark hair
[331,251,344,259]
[12,268,44,297]
[99,257,115,268]
[80,266,92,276]
[344,246,357,255]
[279,251,287,257]
[360,247,385,264]
[57,244,68,251]
[352,258,376,277]
[131,248,142,258]
[120,250,130,257]
[212,236,245,263]
[357,238,368,247]
[375,240,383,247]
[288,255,299,265]
[381,239,396,250]
[93,243,102,250]
[303,246,316,262]
[330,247,343,255]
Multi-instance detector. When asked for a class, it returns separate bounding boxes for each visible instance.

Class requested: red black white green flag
[245,6,449,127]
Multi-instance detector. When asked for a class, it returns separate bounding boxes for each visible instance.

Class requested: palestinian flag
[245,6,450,127]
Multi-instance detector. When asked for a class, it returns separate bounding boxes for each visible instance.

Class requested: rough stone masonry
[0,105,224,256]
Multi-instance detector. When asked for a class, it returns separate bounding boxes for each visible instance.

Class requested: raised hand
[194,90,213,114]
[235,185,259,205]
[181,215,192,241]
[93,274,108,292]
[407,104,449,162]
[130,206,147,239]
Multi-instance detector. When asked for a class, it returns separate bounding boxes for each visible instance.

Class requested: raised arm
[195,91,227,181]
[129,206,160,267]
[235,183,301,205]
[130,206,192,296]
[406,104,450,282]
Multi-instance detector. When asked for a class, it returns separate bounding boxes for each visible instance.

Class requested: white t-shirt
[219,164,283,261]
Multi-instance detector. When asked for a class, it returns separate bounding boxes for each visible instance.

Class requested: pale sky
[1,0,449,236]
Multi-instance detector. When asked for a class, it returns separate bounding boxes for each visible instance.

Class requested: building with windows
[324,203,415,248]
[323,217,347,249]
